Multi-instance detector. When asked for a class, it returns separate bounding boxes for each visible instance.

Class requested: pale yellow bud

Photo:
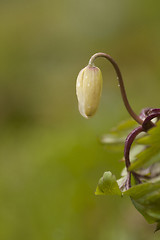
[76,65,103,118]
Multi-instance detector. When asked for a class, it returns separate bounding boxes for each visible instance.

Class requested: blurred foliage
[1,0,160,239]
[96,120,160,228]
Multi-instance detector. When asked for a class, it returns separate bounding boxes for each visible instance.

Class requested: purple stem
[142,112,160,130]
[124,126,144,189]
[146,108,160,115]
[89,53,143,125]
[139,108,152,120]
[125,109,160,170]
[124,126,144,169]
[124,109,160,188]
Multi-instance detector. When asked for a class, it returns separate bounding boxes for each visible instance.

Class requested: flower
[76,64,103,118]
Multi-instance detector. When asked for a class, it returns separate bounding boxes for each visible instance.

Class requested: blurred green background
[1,0,160,239]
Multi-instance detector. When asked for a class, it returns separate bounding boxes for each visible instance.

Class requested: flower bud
[76,64,103,118]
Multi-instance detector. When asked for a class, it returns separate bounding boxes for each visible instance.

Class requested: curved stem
[124,126,144,169]
[89,53,143,125]
[123,110,160,188]
[142,112,160,130]
[147,108,160,115]
[139,108,152,121]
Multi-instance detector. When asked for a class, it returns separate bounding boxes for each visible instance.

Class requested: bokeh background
[1,0,160,239]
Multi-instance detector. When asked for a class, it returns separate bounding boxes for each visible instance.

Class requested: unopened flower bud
[76,64,103,118]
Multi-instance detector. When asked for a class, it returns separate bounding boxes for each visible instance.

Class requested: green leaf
[129,145,146,162]
[131,199,156,224]
[129,121,160,171]
[124,181,160,223]
[110,118,138,133]
[155,222,160,232]
[100,119,137,145]
[100,134,125,152]
[97,119,160,226]
[124,181,160,198]
[100,134,126,145]
[95,171,121,196]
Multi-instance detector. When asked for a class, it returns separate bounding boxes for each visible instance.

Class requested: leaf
[110,118,138,134]
[131,199,156,224]
[100,134,125,152]
[95,171,121,196]
[129,121,160,171]
[124,181,160,198]
[100,134,126,145]
[124,180,160,223]
[97,118,160,226]
[100,119,137,143]
[100,119,138,151]
[155,222,160,232]
[129,145,146,162]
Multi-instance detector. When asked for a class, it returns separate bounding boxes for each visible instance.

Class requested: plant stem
[142,112,160,130]
[89,53,143,125]
[125,172,131,190]
[124,126,143,169]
